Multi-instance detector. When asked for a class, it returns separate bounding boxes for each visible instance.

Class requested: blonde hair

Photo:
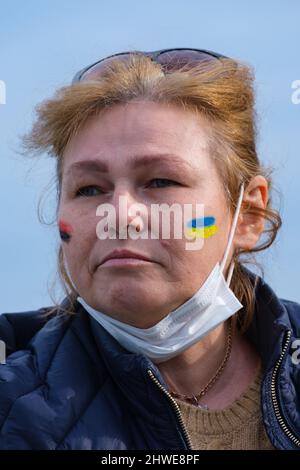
[22,53,281,332]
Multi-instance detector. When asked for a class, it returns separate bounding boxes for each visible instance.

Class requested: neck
[157,319,230,397]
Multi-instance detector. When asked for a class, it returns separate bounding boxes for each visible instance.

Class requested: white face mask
[76,184,245,364]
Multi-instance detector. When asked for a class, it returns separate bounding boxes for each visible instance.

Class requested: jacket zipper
[271,329,300,448]
[147,369,193,450]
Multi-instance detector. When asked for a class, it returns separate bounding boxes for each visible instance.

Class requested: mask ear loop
[220,182,245,286]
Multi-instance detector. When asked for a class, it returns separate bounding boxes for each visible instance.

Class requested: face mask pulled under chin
[76,184,245,364]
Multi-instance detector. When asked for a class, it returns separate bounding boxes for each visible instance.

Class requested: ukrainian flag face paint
[59,219,73,243]
[185,216,219,239]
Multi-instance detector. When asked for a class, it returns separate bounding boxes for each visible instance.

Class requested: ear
[233,175,269,251]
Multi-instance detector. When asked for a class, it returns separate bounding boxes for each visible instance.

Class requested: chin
[91,284,166,325]
[94,271,161,294]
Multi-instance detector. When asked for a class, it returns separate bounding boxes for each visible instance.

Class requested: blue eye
[76,186,103,197]
[148,178,180,188]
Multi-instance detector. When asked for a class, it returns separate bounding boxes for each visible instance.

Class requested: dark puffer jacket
[0,270,300,450]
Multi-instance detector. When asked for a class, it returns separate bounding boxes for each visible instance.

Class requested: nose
[111,187,147,238]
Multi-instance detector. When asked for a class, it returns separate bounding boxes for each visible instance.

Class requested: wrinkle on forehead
[62,100,214,175]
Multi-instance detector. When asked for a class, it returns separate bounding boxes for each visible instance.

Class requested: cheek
[58,214,95,269]
[160,237,200,276]
[185,216,219,239]
[58,219,73,243]
[58,205,96,246]
[160,236,214,293]
[180,211,229,269]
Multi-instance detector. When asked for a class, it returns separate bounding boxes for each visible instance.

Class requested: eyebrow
[65,153,196,177]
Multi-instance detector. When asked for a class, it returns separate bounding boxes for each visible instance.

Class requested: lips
[99,249,153,266]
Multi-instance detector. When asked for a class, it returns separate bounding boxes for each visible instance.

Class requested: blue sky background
[0,0,299,313]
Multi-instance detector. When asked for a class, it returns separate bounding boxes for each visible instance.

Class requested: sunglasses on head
[72,47,229,84]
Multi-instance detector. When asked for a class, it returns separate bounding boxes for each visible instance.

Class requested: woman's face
[58,100,233,328]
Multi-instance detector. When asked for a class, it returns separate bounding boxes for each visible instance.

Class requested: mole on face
[58,219,73,243]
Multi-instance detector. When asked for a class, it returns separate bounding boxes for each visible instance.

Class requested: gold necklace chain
[168,318,233,407]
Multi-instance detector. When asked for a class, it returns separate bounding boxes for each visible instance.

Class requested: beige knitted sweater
[175,364,275,450]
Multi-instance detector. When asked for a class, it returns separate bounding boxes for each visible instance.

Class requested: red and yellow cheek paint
[58,219,73,243]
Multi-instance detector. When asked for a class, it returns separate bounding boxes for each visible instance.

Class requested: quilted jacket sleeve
[0,308,54,357]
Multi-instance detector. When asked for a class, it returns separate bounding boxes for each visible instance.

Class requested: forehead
[62,100,212,172]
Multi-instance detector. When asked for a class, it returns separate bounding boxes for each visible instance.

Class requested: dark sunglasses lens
[79,53,135,81]
[156,50,220,71]
[78,50,221,82]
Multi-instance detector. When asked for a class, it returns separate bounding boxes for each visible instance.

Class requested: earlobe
[234,176,269,251]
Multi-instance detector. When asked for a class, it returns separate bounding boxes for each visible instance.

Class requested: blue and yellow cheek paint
[185,216,219,239]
